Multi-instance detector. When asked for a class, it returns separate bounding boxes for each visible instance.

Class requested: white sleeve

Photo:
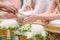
[19,0,50,15]
[33,0,50,14]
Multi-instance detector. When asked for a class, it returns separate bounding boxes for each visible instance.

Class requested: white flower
[15,31,21,35]
[40,31,46,37]
[24,32,33,39]
[0,19,19,29]
[30,24,46,37]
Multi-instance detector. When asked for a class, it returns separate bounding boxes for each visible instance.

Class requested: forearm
[46,0,57,13]
[38,13,60,20]
[0,2,6,8]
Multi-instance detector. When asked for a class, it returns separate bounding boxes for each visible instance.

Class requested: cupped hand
[0,12,17,19]
[24,14,39,24]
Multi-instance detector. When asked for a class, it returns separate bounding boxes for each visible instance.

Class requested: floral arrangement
[14,24,47,40]
[0,19,20,29]
[0,19,21,40]
[0,19,47,40]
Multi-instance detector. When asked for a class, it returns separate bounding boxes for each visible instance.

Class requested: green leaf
[32,36,36,40]
[0,19,3,23]
[0,26,3,29]
[36,34,43,38]
[23,24,31,31]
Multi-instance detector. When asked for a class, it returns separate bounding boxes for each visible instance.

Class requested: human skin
[24,0,60,23]
[9,0,21,10]
[0,1,18,18]
[0,1,18,14]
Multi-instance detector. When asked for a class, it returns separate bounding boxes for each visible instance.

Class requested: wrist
[36,14,41,20]
[37,14,45,20]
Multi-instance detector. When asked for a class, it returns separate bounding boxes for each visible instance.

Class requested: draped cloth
[23,0,35,11]
[19,0,51,15]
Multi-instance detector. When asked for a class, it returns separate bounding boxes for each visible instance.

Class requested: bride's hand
[24,14,39,24]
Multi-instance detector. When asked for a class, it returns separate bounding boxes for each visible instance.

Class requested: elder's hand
[0,5,18,14]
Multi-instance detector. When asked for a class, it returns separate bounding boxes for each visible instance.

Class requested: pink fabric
[9,0,21,10]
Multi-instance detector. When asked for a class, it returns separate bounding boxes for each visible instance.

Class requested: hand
[0,12,17,19]
[5,13,17,18]
[0,5,18,14]
[24,14,39,24]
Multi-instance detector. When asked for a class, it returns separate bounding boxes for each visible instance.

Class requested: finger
[12,6,18,13]
[9,6,18,14]
[0,8,13,15]
[10,4,18,13]
[0,8,8,12]
[3,6,14,13]
[8,7,15,13]
[3,8,13,13]
[25,16,38,23]
[2,13,9,18]
[23,20,30,24]
[1,5,13,13]
[24,17,32,23]
[24,18,29,23]
[9,13,17,18]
